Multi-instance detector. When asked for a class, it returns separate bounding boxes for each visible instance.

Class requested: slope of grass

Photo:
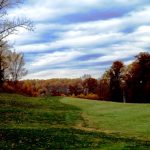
[0,94,83,129]
[62,97,150,140]
[0,93,150,149]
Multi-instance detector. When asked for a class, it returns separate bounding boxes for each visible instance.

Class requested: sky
[7,0,150,79]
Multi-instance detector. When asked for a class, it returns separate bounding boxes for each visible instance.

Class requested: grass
[0,94,82,129]
[0,93,150,149]
[61,97,150,140]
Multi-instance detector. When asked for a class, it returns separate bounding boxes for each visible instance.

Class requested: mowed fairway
[62,97,150,140]
[0,93,150,149]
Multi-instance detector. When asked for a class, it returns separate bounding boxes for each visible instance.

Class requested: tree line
[1,52,150,103]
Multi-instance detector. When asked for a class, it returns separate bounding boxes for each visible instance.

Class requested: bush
[77,93,99,100]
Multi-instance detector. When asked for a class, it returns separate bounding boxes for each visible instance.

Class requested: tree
[81,74,91,80]
[0,0,33,42]
[0,41,10,84]
[109,61,124,102]
[0,0,33,85]
[98,78,110,101]
[124,52,150,103]
[7,51,27,81]
[83,77,98,94]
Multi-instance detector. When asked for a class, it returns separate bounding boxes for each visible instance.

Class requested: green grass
[61,97,150,140]
[0,93,150,149]
[0,94,82,129]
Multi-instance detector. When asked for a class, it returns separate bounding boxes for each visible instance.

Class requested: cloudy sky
[7,0,150,79]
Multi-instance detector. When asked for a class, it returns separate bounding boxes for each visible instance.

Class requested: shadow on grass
[1,128,150,150]
[0,95,84,127]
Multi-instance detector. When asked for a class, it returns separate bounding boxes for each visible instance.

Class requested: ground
[0,93,150,149]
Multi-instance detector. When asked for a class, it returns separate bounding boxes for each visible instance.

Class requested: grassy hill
[0,93,150,149]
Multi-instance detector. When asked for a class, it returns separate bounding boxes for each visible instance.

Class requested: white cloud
[8,0,104,22]
[8,0,150,22]
[7,5,150,50]
[24,68,102,79]
[28,50,83,68]
[6,1,150,79]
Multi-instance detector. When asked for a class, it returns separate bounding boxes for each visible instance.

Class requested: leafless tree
[0,0,33,84]
[7,51,27,81]
[0,0,33,42]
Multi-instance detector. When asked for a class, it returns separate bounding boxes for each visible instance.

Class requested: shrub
[77,93,99,100]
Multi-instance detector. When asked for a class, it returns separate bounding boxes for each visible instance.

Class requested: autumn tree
[98,79,110,101]
[83,77,98,94]
[124,52,150,103]
[109,61,124,102]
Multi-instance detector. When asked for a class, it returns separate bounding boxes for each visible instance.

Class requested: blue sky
[7,0,150,79]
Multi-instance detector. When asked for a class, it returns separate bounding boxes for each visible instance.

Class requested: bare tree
[0,0,33,84]
[0,0,33,42]
[7,51,27,81]
[81,74,91,80]
[0,18,33,41]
